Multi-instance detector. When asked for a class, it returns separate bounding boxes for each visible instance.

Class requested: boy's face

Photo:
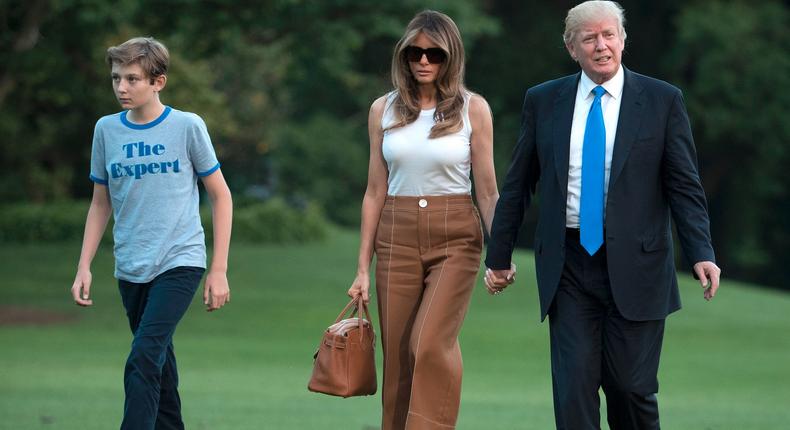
[110,62,166,110]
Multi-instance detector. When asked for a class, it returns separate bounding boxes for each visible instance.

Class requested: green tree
[669,1,790,285]
[0,0,231,201]
[130,0,498,224]
[1,0,497,225]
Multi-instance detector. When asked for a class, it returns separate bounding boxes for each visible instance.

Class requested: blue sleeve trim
[90,174,108,185]
[196,162,221,177]
[120,106,172,130]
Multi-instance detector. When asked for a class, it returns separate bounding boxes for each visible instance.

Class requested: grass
[1,228,789,429]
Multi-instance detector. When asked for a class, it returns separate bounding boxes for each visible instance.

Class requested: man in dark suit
[484,1,721,429]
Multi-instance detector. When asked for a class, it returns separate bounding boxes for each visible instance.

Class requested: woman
[347,10,499,430]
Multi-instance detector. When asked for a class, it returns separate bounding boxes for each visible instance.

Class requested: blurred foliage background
[1,0,788,289]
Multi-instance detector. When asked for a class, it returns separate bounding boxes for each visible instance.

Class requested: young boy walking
[70,36,233,429]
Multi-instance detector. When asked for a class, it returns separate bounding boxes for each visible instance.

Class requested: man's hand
[484,263,517,295]
[71,269,94,307]
[204,270,230,312]
[693,261,721,301]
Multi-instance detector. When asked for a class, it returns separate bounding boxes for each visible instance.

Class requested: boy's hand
[204,270,230,312]
[71,269,94,306]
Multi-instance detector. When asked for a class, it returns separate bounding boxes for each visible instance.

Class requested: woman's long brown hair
[387,10,467,139]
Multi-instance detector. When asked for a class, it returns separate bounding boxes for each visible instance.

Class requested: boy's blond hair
[106,37,169,83]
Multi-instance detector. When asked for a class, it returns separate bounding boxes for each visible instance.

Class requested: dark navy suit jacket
[486,67,715,321]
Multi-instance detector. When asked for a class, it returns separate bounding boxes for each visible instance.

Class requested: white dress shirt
[566,66,624,228]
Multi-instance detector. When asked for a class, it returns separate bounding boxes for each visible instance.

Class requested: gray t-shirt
[90,106,220,283]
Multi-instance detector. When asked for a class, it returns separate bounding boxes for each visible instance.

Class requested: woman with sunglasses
[347,10,499,430]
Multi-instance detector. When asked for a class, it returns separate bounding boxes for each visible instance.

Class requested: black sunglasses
[404,46,447,64]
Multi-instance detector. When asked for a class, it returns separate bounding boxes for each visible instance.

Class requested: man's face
[110,62,163,110]
[566,16,624,84]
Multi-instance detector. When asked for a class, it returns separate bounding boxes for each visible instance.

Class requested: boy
[70,37,232,429]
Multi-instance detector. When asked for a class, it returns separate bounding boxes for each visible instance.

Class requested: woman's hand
[348,272,371,305]
[484,263,517,295]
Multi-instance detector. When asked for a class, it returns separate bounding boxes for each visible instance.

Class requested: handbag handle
[334,296,373,323]
[334,296,374,342]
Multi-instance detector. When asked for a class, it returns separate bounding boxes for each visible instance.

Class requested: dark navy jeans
[118,266,204,430]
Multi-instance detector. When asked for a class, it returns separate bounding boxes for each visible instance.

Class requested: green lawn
[1,228,789,429]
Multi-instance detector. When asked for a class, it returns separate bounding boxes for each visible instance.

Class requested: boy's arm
[71,184,112,306]
[201,169,233,312]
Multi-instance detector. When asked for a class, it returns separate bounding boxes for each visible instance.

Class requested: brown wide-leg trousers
[375,194,484,430]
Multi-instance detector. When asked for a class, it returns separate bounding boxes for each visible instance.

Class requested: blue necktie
[580,85,606,255]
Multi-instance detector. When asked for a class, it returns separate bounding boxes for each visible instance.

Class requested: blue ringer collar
[120,106,172,130]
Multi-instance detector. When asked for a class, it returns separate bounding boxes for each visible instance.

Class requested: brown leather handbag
[308,296,377,397]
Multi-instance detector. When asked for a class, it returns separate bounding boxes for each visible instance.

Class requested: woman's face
[406,32,445,85]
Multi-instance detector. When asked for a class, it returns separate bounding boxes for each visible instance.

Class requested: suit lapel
[608,67,644,191]
[553,73,580,200]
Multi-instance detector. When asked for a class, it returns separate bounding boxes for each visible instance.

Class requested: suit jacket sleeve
[663,90,716,265]
[485,89,541,270]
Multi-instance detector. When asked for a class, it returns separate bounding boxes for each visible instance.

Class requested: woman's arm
[348,96,389,305]
[469,94,499,236]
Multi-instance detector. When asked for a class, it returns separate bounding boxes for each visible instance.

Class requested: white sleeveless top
[381,92,473,196]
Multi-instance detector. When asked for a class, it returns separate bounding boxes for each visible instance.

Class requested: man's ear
[565,42,577,61]
[153,74,167,91]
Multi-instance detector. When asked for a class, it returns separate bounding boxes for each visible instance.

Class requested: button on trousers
[375,195,483,430]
